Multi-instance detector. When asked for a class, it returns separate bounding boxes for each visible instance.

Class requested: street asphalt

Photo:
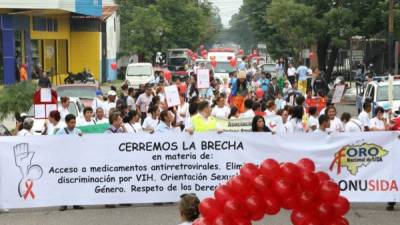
[0,203,399,225]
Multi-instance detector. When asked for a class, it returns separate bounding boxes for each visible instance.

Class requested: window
[47,18,58,32]
[70,18,101,32]
[33,17,58,32]
[33,17,46,31]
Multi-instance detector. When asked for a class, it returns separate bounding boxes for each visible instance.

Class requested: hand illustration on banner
[13,143,43,200]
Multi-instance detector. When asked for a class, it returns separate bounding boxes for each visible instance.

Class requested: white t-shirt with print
[328,117,344,133]
[369,117,385,130]
[142,116,159,131]
[212,106,230,120]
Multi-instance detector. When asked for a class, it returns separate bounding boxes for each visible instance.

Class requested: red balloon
[260,159,281,180]
[238,49,244,55]
[229,58,237,67]
[230,175,253,197]
[297,158,316,172]
[332,196,350,217]
[291,210,308,225]
[316,172,331,183]
[274,178,296,198]
[299,171,319,191]
[240,163,260,180]
[302,217,321,225]
[211,60,217,68]
[233,218,251,225]
[319,181,340,202]
[264,195,281,215]
[164,70,172,81]
[281,195,298,210]
[213,215,233,225]
[214,185,234,205]
[256,88,264,98]
[253,174,273,196]
[297,191,317,209]
[280,163,300,183]
[315,202,334,220]
[224,199,247,219]
[111,62,117,70]
[245,194,265,221]
[199,198,221,221]
[193,53,199,59]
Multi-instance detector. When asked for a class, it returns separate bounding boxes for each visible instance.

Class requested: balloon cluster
[195,158,350,225]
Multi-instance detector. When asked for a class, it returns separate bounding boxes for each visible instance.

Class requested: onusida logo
[329,143,388,176]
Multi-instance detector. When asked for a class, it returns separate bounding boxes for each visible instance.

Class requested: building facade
[0,0,119,85]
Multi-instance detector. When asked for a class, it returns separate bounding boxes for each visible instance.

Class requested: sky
[208,0,243,28]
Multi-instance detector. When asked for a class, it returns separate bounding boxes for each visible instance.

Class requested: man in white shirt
[77,107,95,126]
[358,102,371,131]
[127,87,136,111]
[341,112,363,132]
[136,84,154,123]
[93,107,109,124]
[102,90,117,118]
[315,115,330,133]
[240,99,255,119]
[287,64,296,85]
[369,106,386,131]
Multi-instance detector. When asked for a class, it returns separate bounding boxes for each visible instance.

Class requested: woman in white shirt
[177,95,190,126]
[44,110,64,135]
[325,105,344,132]
[142,105,160,133]
[178,193,200,225]
[369,106,387,131]
[286,106,306,133]
[124,110,143,133]
[211,96,230,120]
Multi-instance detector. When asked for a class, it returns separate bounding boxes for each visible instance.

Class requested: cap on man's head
[383,103,391,111]
[107,90,117,96]
[238,71,246,79]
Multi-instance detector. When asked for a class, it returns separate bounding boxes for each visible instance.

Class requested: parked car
[258,63,277,77]
[358,76,400,117]
[125,63,155,88]
[56,84,97,107]
[26,97,84,135]
[0,124,12,136]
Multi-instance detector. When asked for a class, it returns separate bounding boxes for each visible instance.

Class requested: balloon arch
[194,158,350,225]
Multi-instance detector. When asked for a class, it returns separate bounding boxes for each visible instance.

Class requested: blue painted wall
[0,15,31,84]
[75,0,103,17]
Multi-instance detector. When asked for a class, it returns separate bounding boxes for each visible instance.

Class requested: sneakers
[73,205,84,210]
[386,202,396,211]
[59,206,68,211]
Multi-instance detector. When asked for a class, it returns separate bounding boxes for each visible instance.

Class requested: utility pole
[388,0,394,72]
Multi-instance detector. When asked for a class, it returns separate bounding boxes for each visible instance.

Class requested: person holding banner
[155,110,175,133]
[186,101,222,133]
[286,106,307,133]
[211,96,230,120]
[44,110,64,135]
[77,107,95,127]
[142,105,160,133]
[315,114,330,133]
[325,105,344,133]
[369,106,388,131]
[124,110,142,133]
[240,99,255,119]
[93,108,109,125]
[56,114,82,136]
[105,112,126,134]
[17,118,34,136]
[252,116,271,132]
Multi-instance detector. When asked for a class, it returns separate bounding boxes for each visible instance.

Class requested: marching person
[240,99,255,118]
[252,115,272,132]
[369,106,388,131]
[358,102,371,131]
[325,105,344,133]
[105,112,126,134]
[136,84,154,123]
[124,110,143,133]
[17,118,34,136]
[77,107,95,126]
[341,112,363,132]
[93,108,109,124]
[315,114,330,133]
[211,96,230,120]
[155,110,175,133]
[186,101,222,133]
[59,96,70,120]
[178,193,200,225]
[142,105,160,133]
[286,106,307,133]
[102,90,117,118]
[43,110,64,135]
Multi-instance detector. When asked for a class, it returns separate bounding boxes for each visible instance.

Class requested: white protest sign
[332,85,345,103]
[197,69,210,89]
[164,85,180,107]
[40,88,52,102]
[1,132,399,209]
[34,104,46,119]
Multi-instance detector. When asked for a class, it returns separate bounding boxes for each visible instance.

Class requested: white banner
[0,132,399,209]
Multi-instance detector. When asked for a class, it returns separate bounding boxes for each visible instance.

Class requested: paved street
[0,203,399,225]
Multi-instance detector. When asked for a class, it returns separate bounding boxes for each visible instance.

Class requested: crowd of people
[14,61,398,138]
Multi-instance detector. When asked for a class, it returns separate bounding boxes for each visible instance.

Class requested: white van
[125,63,154,88]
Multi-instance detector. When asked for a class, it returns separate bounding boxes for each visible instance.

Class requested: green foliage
[116,0,222,60]
[0,82,36,120]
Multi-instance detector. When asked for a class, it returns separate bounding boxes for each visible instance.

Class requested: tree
[119,5,167,61]
[226,10,256,52]
[0,82,36,120]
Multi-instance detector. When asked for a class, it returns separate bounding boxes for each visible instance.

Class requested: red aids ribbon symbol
[269,122,277,129]
[23,180,35,200]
